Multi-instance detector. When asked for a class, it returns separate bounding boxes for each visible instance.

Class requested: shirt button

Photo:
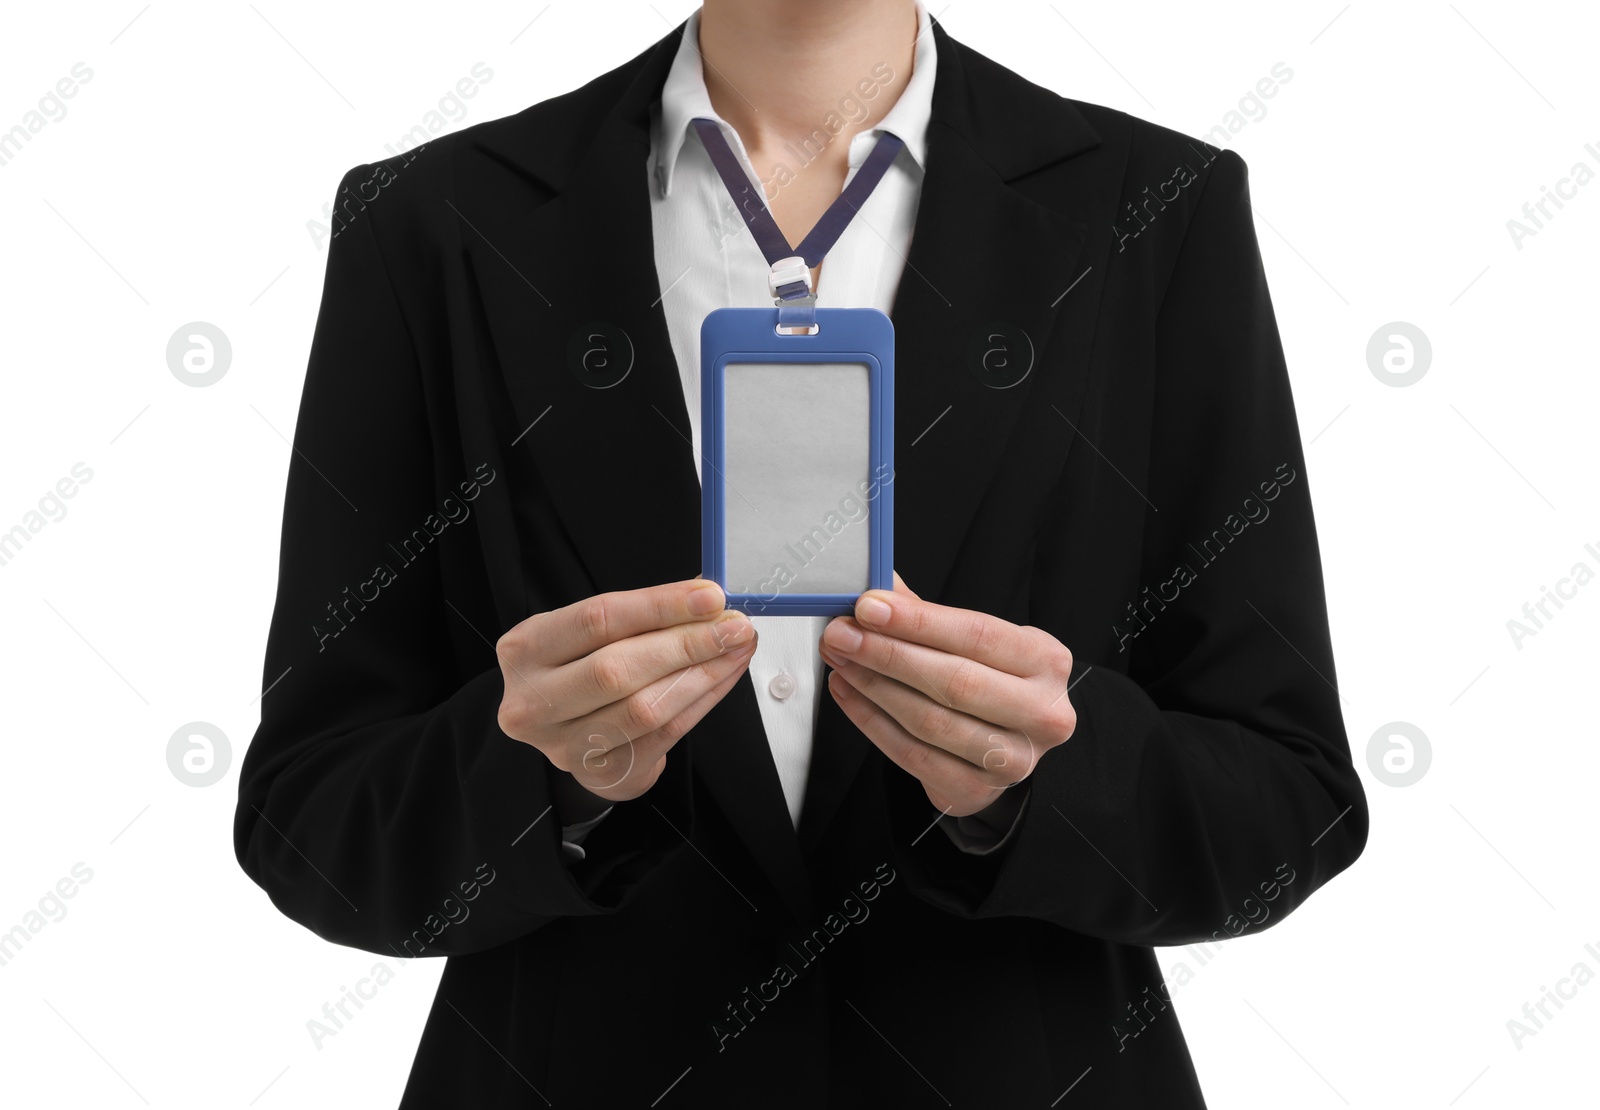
[768,672,797,701]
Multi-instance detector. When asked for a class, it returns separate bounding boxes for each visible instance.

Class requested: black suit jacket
[236,17,1367,1108]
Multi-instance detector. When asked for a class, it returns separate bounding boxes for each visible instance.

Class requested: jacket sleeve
[233,165,689,958]
[884,148,1368,946]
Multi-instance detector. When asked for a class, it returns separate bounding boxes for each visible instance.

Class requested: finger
[647,645,756,745]
[846,590,1046,677]
[890,570,920,599]
[827,671,1009,817]
[548,609,753,721]
[821,617,1039,730]
[559,633,757,759]
[529,578,728,666]
[824,652,1035,779]
[570,647,755,798]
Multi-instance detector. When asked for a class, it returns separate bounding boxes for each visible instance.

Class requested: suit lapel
[461,59,696,599]
[460,26,815,922]
[799,21,1104,852]
[891,21,1099,602]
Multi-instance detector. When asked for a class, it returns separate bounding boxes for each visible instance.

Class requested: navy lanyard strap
[690,116,906,325]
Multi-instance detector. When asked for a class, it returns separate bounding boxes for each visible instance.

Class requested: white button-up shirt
[650,2,934,830]
[562,1,1022,857]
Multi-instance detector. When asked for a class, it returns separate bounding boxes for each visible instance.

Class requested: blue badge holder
[700,306,894,616]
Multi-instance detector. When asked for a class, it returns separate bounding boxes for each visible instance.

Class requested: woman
[235,2,1367,1104]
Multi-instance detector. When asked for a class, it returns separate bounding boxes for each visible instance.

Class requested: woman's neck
[696,0,918,158]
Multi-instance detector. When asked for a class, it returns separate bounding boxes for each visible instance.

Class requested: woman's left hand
[819,572,1079,818]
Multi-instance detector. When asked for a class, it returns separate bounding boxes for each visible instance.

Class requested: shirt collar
[653,1,935,199]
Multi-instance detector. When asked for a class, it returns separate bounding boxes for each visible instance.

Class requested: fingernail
[823,620,863,653]
[856,595,892,626]
[689,581,725,615]
[713,611,752,649]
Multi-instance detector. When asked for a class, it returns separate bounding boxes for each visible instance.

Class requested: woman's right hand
[495,578,757,804]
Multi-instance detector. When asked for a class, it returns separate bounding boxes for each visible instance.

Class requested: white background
[1,1,1596,1107]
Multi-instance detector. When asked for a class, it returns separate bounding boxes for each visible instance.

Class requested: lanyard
[690,116,906,328]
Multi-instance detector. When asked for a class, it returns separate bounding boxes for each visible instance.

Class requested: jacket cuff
[936,785,1031,856]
